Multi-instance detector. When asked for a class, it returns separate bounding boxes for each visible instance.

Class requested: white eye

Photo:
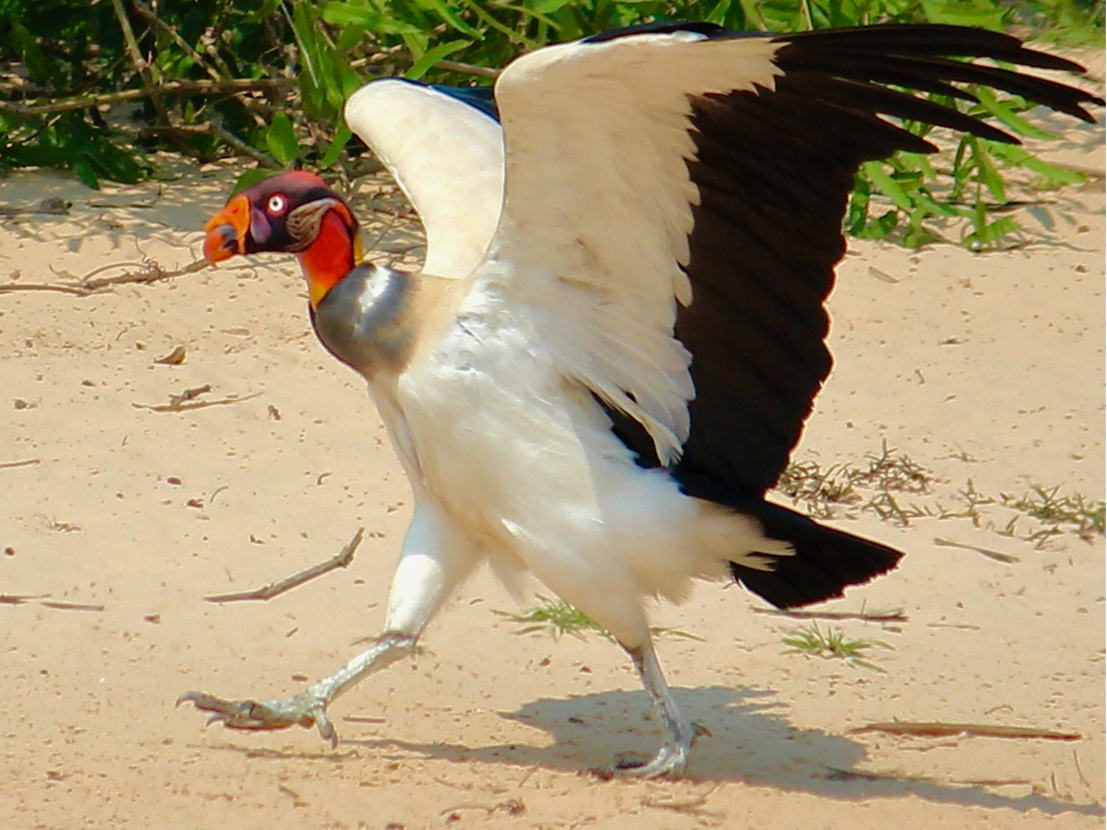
[267,194,288,214]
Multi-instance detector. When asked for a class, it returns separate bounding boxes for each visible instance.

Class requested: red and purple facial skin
[203,170,360,307]
[203,170,343,261]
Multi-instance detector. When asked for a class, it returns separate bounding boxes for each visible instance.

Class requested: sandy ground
[1,74,1104,829]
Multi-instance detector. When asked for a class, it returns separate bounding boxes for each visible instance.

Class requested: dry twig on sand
[0,257,209,297]
[753,607,907,623]
[851,721,1081,740]
[40,601,106,612]
[0,459,41,470]
[132,385,261,413]
[205,528,365,603]
[0,594,48,605]
[934,537,1020,564]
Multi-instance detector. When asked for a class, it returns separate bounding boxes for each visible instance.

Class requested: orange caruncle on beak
[203,194,250,264]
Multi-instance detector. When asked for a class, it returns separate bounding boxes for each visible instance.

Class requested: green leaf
[987,142,1087,187]
[320,1,382,27]
[291,0,323,88]
[320,123,352,169]
[232,168,275,195]
[411,0,482,38]
[73,157,100,190]
[266,113,299,167]
[532,0,575,13]
[963,214,1022,249]
[974,144,1006,202]
[972,87,1055,141]
[7,22,62,85]
[407,38,470,80]
[862,161,914,211]
[919,0,1006,31]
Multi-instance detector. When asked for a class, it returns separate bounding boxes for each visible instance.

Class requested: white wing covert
[345,80,505,280]
[479,31,784,465]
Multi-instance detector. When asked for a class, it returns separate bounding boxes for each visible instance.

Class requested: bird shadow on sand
[334,685,1102,817]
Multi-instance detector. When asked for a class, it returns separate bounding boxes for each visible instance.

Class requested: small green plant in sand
[776,441,933,520]
[783,623,893,672]
[777,442,1105,546]
[496,597,608,642]
[1002,484,1106,540]
[496,596,702,644]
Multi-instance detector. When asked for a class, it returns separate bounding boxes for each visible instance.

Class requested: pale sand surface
[0,74,1103,829]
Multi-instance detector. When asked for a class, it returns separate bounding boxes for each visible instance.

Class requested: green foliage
[266,112,300,167]
[783,622,893,671]
[0,0,1101,248]
[495,595,612,641]
[495,595,703,642]
[1002,483,1107,539]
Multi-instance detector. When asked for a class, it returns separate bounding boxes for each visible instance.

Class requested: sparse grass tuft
[776,461,856,516]
[783,623,893,672]
[1002,484,1106,540]
[852,441,932,494]
[778,445,1104,546]
[776,441,933,523]
[496,597,611,642]
[495,596,703,644]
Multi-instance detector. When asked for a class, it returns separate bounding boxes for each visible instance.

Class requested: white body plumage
[367,268,786,646]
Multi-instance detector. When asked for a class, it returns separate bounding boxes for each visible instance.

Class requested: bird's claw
[611,743,689,778]
[176,691,338,747]
[606,723,705,779]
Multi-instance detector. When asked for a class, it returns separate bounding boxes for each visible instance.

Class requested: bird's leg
[180,503,476,746]
[615,638,697,778]
[178,632,415,746]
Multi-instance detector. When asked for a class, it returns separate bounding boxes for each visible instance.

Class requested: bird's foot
[612,740,690,779]
[607,721,708,779]
[176,690,338,747]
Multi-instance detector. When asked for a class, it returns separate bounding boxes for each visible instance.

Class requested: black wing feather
[664,24,1101,502]
[638,24,1098,607]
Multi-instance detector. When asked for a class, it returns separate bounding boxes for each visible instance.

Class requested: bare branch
[0,459,41,470]
[933,537,1020,564]
[138,122,280,167]
[40,601,106,613]
[0,78,297,118]
[0,257,209,297]
[851,722,1082,740]
[205,528,365,603]
[132,385,261,413]
[111,0,171,126]
[131,0,223,82]
[434,60,499,79]
[752,607,908,623]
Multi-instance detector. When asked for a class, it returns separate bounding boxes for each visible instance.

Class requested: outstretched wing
[477,22,1101,494]
[345,79,504,280]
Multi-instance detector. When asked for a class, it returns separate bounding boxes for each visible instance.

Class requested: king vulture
[186,22,1102,777]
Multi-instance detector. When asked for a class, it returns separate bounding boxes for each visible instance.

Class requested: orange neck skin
[298,210,356,308]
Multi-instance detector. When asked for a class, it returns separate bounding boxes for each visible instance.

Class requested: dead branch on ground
[0,459,41,470]
[851,721,1081,741]
[132,384,260,413]
[934,537,1020,564]
[0,257,209,297]
[752,607,907,623]
[205,528,365,603]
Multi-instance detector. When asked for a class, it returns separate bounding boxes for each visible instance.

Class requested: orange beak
[203,194,250,264]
